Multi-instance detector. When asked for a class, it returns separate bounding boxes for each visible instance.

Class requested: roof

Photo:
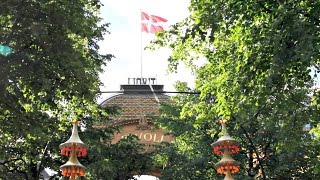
[100,85,170,125]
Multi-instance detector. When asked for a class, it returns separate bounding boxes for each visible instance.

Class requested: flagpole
[140,9,143,79]
[140,11,167,80]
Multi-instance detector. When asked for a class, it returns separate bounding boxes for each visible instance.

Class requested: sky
[98,0,194,102]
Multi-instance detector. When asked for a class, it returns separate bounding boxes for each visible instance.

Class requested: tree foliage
[0,0,114,179]
[153,84,219,180]
[85,134,154,180]
[151,1,320,179]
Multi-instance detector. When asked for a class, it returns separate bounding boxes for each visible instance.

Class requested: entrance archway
[99,83,174,176]
[134,175,159,180]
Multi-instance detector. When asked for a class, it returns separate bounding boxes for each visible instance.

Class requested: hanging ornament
[211,120,240,179]
[59,120,88,179]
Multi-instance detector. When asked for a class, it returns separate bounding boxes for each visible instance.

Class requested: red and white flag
[141,11,167,33]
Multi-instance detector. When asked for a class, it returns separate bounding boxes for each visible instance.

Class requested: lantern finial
[212,119,239,179]
[59,119,88,178]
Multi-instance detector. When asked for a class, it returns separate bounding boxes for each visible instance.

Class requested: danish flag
[141,11,167,33]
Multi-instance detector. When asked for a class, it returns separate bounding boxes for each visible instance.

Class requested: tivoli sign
[111,118,174,146]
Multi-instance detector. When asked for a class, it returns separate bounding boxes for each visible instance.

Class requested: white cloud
[103,0,189,22]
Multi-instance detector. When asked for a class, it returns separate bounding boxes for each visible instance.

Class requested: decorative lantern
[211,121,240,180]
[59,120,88,179]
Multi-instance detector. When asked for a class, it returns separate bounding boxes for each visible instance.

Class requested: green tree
[152,84,218,180]
[151,1,320,179]
[85,134,154,180]
[0,0,113,179]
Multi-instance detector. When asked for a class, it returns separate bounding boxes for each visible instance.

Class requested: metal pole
[149,84,160,104]
[140,9,143,78]
[70,144,76,180]
[70,174,75,180]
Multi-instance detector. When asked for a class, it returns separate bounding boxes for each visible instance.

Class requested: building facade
[100,82,174,150]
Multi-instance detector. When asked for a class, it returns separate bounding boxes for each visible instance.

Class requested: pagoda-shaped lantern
[59,120,88,179]
[211,120,240,180]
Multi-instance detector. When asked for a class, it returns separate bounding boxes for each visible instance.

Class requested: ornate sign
[127,77,156,85]
[111,122,174,146]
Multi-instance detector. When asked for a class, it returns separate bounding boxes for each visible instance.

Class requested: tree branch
[36,141,50,180]
[240,125,267,179]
